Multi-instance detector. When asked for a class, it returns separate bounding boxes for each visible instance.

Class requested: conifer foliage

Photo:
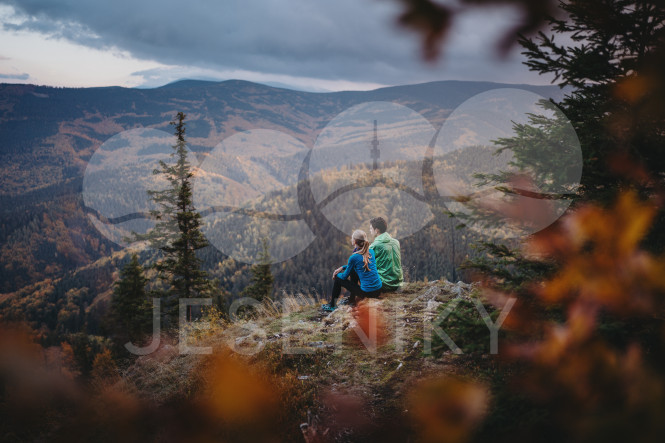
[147,112,215,322]
[109,254,151,344]
[241,237,274,302]
[518,0,665,204]
[466,0,665,279]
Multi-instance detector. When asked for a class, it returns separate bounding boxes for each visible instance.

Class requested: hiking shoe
[338,297,351,306]
[321,303,337,312]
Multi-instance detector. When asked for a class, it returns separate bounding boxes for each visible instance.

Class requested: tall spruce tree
[109,254,152,344]
[147,112,215,323]
[464,0,665,278]
[241,237,274,302]
[518,0,665,204]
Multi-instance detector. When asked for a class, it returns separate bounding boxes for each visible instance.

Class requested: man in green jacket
[369,217,404,292]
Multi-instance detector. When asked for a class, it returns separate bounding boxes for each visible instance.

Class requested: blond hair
[352,230,371,272]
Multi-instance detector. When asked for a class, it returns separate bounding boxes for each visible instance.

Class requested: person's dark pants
[329,269,381,307]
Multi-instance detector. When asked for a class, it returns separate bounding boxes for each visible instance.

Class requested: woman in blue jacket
[322,230,382,311]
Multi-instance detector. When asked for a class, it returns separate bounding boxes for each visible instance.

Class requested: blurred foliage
[490,192,665,442]
[415,194,665,443]
[0,325,319,443]
[428,298,504,355]
[396,0,557,59]
[408,375,488,443]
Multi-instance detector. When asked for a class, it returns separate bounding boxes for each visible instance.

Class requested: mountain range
[0,79,565,196]
[0,79,566,317]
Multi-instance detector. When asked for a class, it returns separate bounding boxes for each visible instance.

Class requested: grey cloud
[0,72,30,79]
[0,0,548,86]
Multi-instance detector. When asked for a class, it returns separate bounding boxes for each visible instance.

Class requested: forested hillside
[0,79,562,293]
[0,79,568,362]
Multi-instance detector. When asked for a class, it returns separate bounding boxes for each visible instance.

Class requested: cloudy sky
[0,0,553,91]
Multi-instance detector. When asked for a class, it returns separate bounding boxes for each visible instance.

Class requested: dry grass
[120,281,481,440]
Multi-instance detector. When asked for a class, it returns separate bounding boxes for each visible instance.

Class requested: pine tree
[465,1,665,279]
[241,237,274,302]
[145,112,216,323]
[109,254,152,344]
[518,0,665,204]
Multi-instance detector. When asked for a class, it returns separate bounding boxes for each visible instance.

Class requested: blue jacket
[337,249,383,292]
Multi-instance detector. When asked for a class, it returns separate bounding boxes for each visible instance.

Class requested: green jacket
[370,232,403,291]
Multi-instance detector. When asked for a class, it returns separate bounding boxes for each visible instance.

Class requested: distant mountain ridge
[0,78,565,294]
[0,78,565,197]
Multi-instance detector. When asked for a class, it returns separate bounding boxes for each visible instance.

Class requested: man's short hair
[370,217,387,233]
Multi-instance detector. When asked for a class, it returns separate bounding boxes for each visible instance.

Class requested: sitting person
[369,216,404,291]
[322,230,382,311]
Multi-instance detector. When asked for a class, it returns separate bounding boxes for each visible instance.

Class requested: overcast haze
[0,0,553,91]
